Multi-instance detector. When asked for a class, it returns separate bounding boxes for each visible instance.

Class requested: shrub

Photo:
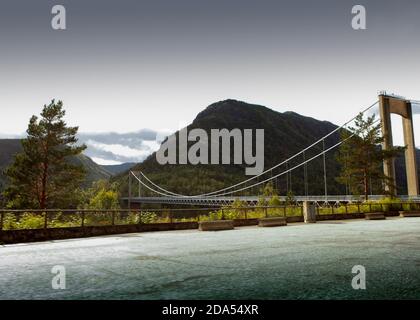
[18,212,45,229]
[2,213,17,230]
[139,211,158,224]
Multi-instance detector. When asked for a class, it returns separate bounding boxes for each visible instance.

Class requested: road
[1,217,420,299]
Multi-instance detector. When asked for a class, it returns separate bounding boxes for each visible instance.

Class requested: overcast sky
[1,0,419,163]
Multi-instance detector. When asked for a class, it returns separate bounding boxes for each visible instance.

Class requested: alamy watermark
[156,128,264,176]
[49,4,367,31]
[51,5,66,30]
[352,5,367,30]
[51,265,66,290]
[351,265,366,290]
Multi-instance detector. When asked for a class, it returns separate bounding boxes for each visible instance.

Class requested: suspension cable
[130,171,180,197]
[130,119,379,199]
[203,132,360,197]
[136,102,379,198]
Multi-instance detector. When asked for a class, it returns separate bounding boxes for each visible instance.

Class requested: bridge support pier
[303,201,316,223]
[379,94,419,197]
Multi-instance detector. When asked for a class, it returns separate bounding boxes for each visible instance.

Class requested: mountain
[0,139,23,191]
[0,139,112,191]
[113,100,342,196]
[69,154,113,186]
[115,99,420,197]
[101,163,137,175]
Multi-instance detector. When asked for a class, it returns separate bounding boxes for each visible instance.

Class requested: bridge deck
[121,195,420,206]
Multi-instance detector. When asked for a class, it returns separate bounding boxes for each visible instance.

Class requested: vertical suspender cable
[289,159,293,192]
[270,168,273,194]
[128,171,132,210]
[138,173,141,197]
[323,139,328,200]
[303,151,308,196]
[344,156,348,196]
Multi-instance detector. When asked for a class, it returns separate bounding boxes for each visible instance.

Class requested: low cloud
[78,129,168,165]
[0,129,170,165]
[0,133,24,139]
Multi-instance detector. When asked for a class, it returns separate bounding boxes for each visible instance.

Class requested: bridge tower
[379,93,419,196]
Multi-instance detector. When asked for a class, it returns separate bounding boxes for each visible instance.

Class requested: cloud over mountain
[0,129,169,165]
[78,129,167,165]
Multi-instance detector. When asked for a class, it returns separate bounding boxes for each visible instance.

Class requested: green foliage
[114,211,158,225]
[18,213,45,229]
[48,212,81,228]
[2,212,44,230]
[268,195,282,206]
[285,190,296,205]
[79,180,121,210]
[2,213,17,230]
[3,100,86,209]
[139,211,158,224]
[336,113,404,200]
[260,182,276,197]
[89,190,119,210]
[203,199,248,221]
[222,199,248,220]
[257,196,268,207]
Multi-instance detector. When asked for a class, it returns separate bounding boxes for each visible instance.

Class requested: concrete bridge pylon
[379,93,419,196]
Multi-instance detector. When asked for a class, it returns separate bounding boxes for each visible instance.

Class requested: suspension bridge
[123,93,420,207]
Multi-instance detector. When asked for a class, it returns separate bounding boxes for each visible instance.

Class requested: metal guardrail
[1,202,419,231]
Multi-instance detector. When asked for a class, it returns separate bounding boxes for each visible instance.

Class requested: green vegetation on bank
[2,197,419,231]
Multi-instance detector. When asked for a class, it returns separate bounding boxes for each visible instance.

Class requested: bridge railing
[0,206,299,230]
[1,202,419,231]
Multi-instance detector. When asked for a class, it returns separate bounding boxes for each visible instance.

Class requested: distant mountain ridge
[101,163,136,175]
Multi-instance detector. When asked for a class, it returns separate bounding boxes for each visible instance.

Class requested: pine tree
[336,113,403,200]
[3,100,86,209]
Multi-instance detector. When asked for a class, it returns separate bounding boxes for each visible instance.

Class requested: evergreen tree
[3,100,86,209]
[336,113,403,200]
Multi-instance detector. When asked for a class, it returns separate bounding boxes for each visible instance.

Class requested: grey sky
[1,0,419,157]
